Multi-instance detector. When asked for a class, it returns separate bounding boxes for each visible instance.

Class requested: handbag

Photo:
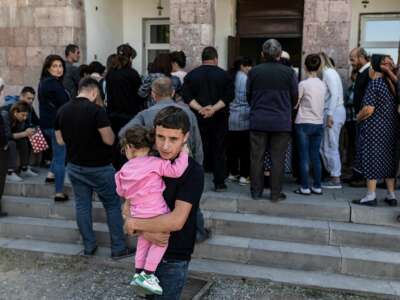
[28,128,49,153]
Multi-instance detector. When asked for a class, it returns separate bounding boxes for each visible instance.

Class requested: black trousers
[250,131,291,198]
[199,119,228,185]
[227,130,250,178]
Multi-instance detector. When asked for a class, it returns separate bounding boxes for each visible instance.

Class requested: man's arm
[55,130,65,145]
[98,126,115,146]
[125,200,192,233]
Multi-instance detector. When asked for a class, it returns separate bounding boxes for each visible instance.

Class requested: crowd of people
[0,38,399,298]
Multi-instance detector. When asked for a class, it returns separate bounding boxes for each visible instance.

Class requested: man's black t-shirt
[55,97,113,167]
[162,157,204,261]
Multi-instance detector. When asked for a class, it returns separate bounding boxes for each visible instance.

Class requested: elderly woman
[353,54,400,206]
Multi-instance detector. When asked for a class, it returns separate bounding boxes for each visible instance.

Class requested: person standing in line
[63,44,81,99]
[346,48,370,187]
[319,52,346,189]
[182,47,234,191]
[170,51,187,85]
[247,39,298,201]
[353,54,400,207]
[294,54,327,195]
[0,78,8,217]
[38,54,69,201]
[55,77,134,258]
[106,44,145,170]
[227,57,252,186]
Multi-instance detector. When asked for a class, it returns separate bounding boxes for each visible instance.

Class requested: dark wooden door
[237,0,304,38]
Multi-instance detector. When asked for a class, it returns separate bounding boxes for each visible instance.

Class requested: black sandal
[45,177,55,183]
[294,188,311,196]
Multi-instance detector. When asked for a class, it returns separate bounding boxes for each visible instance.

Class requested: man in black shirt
[55,77,133,259]
[124,106,205,299]
[182,47,234,191]
[0,81,8,217]
[348,48,370,186]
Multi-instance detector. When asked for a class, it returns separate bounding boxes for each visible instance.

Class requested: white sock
[387,191,397,200]
[360,192,376,203]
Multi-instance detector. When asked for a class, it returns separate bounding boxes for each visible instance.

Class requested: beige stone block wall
[302,0,352,82]
[170,0,215,69]
[0,0,85,100]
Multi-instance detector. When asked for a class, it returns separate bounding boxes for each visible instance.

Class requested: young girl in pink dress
[115,126,188,295]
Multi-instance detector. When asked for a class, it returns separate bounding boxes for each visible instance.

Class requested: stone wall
[302,0,352,80]
[169,0,215,70]
[0,0,85,98]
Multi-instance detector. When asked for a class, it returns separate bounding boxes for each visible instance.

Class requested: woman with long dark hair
[227,57,252,185]
[139,53,181,106]
[106,44,143,135]
[38,54,69,201]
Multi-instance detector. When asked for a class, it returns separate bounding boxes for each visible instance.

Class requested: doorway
[228,0,304,71]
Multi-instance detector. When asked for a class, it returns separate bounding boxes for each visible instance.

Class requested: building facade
[0,0,399,97]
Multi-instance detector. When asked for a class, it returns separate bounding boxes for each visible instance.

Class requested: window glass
[364,20,400,42]
[150,25,170,44]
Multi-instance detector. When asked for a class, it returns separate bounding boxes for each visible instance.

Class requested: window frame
[143,18,170,74]
[358,13,400,61]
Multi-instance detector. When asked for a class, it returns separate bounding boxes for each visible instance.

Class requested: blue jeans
[295,124,323,189]
[67,163,126,254]
[147,259,189,300]
[43,129,66,193]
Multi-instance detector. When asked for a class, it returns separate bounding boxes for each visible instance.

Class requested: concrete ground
[0,249,381,300]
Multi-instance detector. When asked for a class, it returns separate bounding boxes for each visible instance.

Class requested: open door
[227,35,240,70]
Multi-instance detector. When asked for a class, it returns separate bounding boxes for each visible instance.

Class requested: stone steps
[3,195,400,252]
[1,215,400,281]
[0,238,398,299]
[6,180,400,227]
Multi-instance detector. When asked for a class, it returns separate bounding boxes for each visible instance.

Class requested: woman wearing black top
[106,44,144,135]
[38,54,69,202]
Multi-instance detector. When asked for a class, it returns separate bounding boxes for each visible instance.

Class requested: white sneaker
[135,271,163,295]
[129,273,140,286]
[239,177,250,186]
[228,174,239,182]
[7,172,23,182]
[21,167,38,177]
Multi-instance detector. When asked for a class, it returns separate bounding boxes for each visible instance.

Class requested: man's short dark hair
[21,86,35,95]
[202,47,218,61]
[78,77,101,93]
[154,107,190,134]
[304,54,321,72]
[65,44,79,57]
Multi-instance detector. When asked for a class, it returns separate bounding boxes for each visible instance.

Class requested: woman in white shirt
[170,51,187,85]
[319,52,346,189]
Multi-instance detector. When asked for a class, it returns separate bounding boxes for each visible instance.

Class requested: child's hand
[122,201,130,220]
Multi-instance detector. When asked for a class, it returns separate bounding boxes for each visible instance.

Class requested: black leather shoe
[111,248,135,260]
[45,177,55,184]
[214,183,227,192]
[271,193,287,202]
[384,198,398,207]
[352,199,377,206]
[0,212,8,218]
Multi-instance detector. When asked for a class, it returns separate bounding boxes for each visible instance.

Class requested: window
[144,19,170,73]
[360,14,400,62]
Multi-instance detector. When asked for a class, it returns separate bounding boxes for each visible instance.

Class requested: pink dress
[115,152,189,272]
